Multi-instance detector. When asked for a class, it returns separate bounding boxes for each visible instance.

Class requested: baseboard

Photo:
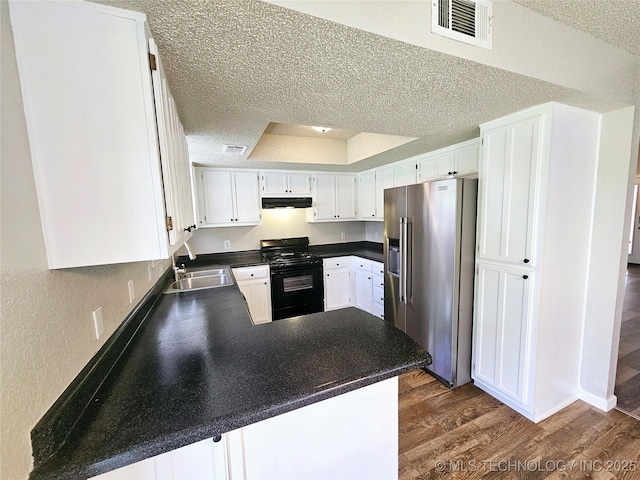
[579,388,617,411]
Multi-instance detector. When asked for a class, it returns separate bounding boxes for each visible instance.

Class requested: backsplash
[187,209,378,254]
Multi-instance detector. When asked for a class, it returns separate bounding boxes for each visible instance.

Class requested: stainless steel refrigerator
[384,178,477,388]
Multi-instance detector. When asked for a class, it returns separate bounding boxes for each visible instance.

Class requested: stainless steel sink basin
[179,268,229,279]
[164,268,234,293]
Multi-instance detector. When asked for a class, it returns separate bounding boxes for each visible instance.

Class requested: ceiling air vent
[223,144,247,155]
[432,0,492,49]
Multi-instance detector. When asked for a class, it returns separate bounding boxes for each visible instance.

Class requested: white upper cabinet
[196,169,261,227]
[392,159,417,187]
[477,118,540,266]
[149,39,196,248]
[358,166,393,221]
[417,139,480,183]
[358,171,377,219]
[309,174,357,222]
[260,172,311,197]
[8,0,194,268]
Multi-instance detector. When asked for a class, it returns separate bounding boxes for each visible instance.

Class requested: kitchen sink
[164,267,234,293]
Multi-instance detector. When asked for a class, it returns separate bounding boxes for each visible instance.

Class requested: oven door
[270,265,324,320]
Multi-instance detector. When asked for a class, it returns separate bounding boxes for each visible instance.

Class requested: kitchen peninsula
[28,265,431,479]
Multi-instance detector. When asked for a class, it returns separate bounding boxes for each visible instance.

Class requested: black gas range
[261,238,324,320]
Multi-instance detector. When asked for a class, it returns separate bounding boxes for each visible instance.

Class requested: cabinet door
[354,270,373,313]
[233,172,261,223]
[335,175,357,219]
[8,0,169,268]
[375,167,393,219]
[201,170,234,225]
[249,281,272,324]
[149,39,195,249]
[392,160,416,187]
[473,263,532,405]
[313,174,336,220]
[418,151,453,182]
[324,269,351,311]
[454,142,479,176]
[478,116,541,266]
[261,172,288,195]
[359,171,377,219]
[91,438,218,479]
[287,173,312,195]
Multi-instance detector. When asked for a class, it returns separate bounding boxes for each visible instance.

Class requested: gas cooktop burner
[260,237,322,269]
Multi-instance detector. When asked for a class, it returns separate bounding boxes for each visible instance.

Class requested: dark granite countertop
[30,275,430,479]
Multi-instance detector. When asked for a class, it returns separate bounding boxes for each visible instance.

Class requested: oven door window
[283,274,314,292]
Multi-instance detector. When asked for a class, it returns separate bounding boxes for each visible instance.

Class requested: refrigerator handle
[400,217,413,303]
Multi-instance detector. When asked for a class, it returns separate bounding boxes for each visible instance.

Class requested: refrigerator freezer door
[384,186,406,332]
[406,179,462,386]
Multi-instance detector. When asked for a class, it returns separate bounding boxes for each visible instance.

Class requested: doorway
[615,182,640,417]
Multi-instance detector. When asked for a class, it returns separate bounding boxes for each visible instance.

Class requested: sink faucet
[184,241,197,260]
[174,263,187,281]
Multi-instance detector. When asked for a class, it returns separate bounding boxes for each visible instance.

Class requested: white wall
[580,107,636,409]
[187,209,367,253]
[0,4,170,478]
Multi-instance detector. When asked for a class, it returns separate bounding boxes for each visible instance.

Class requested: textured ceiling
[95,0,631,172]
[514,0,640,56]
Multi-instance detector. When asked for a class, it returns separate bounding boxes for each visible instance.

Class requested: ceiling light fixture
[311,126,331,133]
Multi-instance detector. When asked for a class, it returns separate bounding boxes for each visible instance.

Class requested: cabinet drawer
[372,302,384,320]
[373,285,384,305]
[232,265,269,281]
[354,257,374,272]
[373,274,384,289]
[372,262,384,276]
[323,256,352,270]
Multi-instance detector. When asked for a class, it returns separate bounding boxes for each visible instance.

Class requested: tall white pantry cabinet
[9,0,195,269]
[472,103,601,422]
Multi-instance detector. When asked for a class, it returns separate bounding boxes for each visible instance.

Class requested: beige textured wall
[249,133,347,164]
[346,132,417,164]
[0,3,170,479]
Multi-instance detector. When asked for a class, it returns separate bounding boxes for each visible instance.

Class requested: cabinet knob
[213,435,222,443]
[523,258,530,263]
[453,171,458,174]
[368,277,371,280]
[250,274,254,277]
[448,171,453,175]
[327,273,330,276]
[523,275,529,279]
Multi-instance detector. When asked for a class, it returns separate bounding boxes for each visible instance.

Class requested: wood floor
[616,264,640,417]
[398,370,640,479]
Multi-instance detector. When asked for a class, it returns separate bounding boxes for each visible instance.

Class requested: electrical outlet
[375,232,379,240]
[340,232,345,240]
[92,307,104,340]
[223,240,231,250]
[128,279,135,304]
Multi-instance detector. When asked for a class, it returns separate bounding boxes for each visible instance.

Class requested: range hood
[261,197,312,209]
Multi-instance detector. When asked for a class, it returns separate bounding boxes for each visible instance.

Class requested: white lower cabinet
[323,257,352,311]
[91,378,399,480]
[473,263,532,407]
[354,269,373,314]
[232,266,272,324]
[353,258,384,316]
[91,438,221,480]
[323,257,384,315]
